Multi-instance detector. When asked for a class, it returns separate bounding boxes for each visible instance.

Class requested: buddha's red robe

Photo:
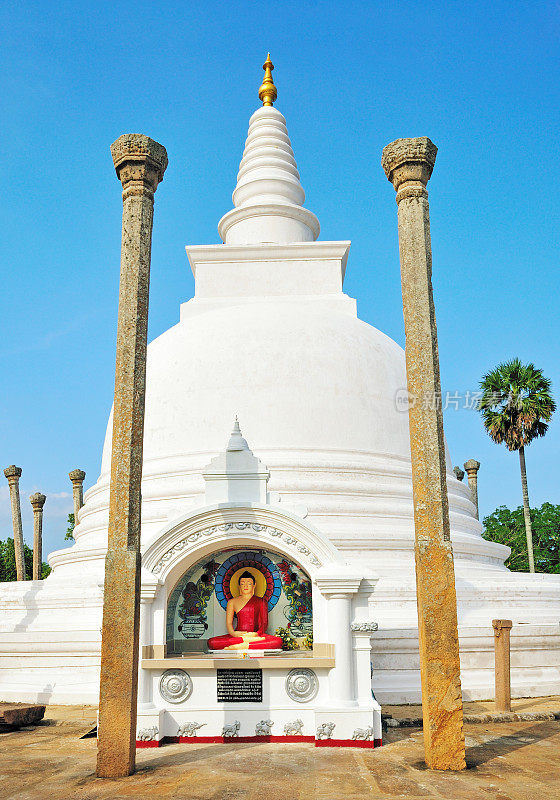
[208,595,283,650]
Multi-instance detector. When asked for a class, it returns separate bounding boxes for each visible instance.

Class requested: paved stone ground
[1,705,559,800]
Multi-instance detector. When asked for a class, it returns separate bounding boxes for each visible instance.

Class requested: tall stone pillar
[29,492,46,580]
[453,466,464,482]
[69,469,86,525]
[4,466,26,581]
[96,134,168,779]
[382,138,466,771]
[463,459,480,519]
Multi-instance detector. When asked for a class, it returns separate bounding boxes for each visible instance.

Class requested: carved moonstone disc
[285,668,318,703]
[159,669,193,704]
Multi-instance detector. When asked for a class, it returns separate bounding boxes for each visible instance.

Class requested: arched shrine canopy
[141,501,346,651]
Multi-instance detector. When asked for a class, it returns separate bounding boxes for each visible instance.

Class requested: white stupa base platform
[1,564,559,705]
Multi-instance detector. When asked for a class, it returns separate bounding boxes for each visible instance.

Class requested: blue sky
[1,0,558,559]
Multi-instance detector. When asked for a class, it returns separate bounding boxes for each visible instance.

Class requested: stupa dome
[101,302,411,469]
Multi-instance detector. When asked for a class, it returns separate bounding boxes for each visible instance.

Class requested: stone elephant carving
[222,720,241,737]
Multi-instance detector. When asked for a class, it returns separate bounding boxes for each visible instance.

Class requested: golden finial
[258,53,277,107]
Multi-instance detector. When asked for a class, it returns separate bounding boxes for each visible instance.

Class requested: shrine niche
[137,422,382,749]
[166,547,313,651]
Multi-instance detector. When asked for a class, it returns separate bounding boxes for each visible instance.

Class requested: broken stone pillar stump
[29,492,46,580]
[69,469,86,526]
[463,459,480,519]
[492,619,512,712]
[382,137,466,771]
[96,134,168,779]
[4,466,26,581]
[453,466,465,482]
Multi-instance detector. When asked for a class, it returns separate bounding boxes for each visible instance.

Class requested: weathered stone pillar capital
[382,137,437,202]
[68,469,86,484]
[492,619,513,634]
[453,466,465,482]
[29,492,46,511]
[4,465,22,484]
[463,459,481,476]
[110,134,168,200]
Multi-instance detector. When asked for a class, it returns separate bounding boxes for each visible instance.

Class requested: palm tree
[479,359,555,572]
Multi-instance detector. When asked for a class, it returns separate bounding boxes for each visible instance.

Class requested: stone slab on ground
[0,705,559,799]
[0,702,45,727]
[383,695,560,726]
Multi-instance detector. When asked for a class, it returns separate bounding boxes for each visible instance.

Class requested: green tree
[0,538,51,581]
[482,503,560,573]
[479,359,555,572]
[65,512,75,541]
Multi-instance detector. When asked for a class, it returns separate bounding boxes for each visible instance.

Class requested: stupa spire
[258,53,277,107]
[227,416,249,452]
[217,56,320,246]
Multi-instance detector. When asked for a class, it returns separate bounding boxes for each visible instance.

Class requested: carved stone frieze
[152,522,322,574]
[350,621,378,632]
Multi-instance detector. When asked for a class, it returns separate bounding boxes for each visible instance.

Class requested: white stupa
[1,57,559,730]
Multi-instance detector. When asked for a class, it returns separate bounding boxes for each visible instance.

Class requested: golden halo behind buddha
[230,567,267,598]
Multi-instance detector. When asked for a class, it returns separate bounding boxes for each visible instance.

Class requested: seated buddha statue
[208,572,283,651]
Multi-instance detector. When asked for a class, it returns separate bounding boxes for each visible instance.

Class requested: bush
[0,538,51,581]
